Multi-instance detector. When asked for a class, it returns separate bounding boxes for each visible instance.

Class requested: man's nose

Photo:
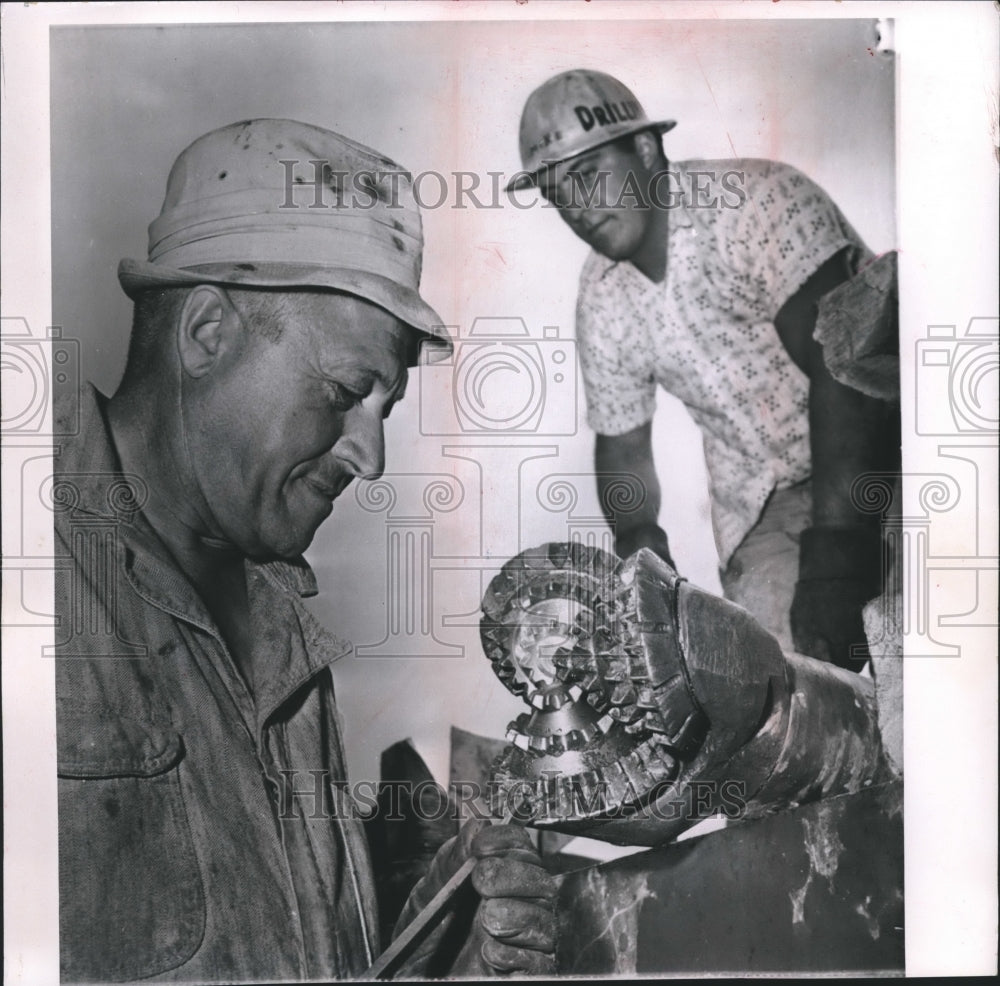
[555,196,595,230]
[337,407,386,481]
[562,207,600,239]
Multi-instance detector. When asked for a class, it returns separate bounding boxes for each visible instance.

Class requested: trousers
[719,480,812,656]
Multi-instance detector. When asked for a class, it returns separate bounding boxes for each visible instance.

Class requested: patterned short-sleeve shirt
[576,158,871,565]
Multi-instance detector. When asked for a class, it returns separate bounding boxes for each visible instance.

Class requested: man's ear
[176,285,243,378]
[633,131,662,172]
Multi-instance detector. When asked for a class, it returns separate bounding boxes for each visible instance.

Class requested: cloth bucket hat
[118,118,451,354]
[508,69,676,191]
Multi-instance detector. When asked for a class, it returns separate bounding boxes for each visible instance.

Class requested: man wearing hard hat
[509,69,900,672]
[55,119,557,981]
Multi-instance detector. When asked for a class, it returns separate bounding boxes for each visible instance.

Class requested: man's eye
[326,382,362,412]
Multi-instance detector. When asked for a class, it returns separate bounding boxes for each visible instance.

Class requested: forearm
[807,359,900,529]
[774,247,900,529]
[776,247,901,669]
[594,423,672,562]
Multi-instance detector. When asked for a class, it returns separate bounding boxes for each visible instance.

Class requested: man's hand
[391,818,558,978]
[452,823,558,975]
[615,522,676,569]
[790,577,874,672]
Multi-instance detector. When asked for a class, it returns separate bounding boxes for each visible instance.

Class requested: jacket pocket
[58,709,206,982]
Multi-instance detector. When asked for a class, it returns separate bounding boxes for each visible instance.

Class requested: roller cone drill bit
[481,543,887,846]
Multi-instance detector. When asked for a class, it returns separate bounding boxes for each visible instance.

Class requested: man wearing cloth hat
[55,119,557,982]
[509,70,900,672]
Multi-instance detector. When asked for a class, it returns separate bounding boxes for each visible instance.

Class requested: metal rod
[358,856,478,981]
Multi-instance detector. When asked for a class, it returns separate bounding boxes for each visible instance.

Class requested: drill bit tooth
[493,654,515,678]
[491,569,520,600]
[641,740,680,785]
[495,668,516,688]
[558,650,599,680]
[500,784,538,823]
[609,703,641,724]
[610,681,637,706]
[548,784,569,822]
[595,713,616,734]
[635,684,658,709]
[625,653,650,682]
[542,689,569,711]
[506,677,528,699]
[552,649,571,670]
[545,542,573,569]
[604,658,629,682]
[515,543,555,571]
[620,751,655,795]
[479,589,503,622]
[568,772,603,817]
[560,581,582,608]
[554,775,580,819]
[650,746,680,783]
[543,578,563,600]
[487,643,510,669]
[597,761,629,804]
[643,711,668,734]
[571,542,599,570]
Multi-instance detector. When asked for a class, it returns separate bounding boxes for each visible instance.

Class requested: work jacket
[55,385,378,982]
